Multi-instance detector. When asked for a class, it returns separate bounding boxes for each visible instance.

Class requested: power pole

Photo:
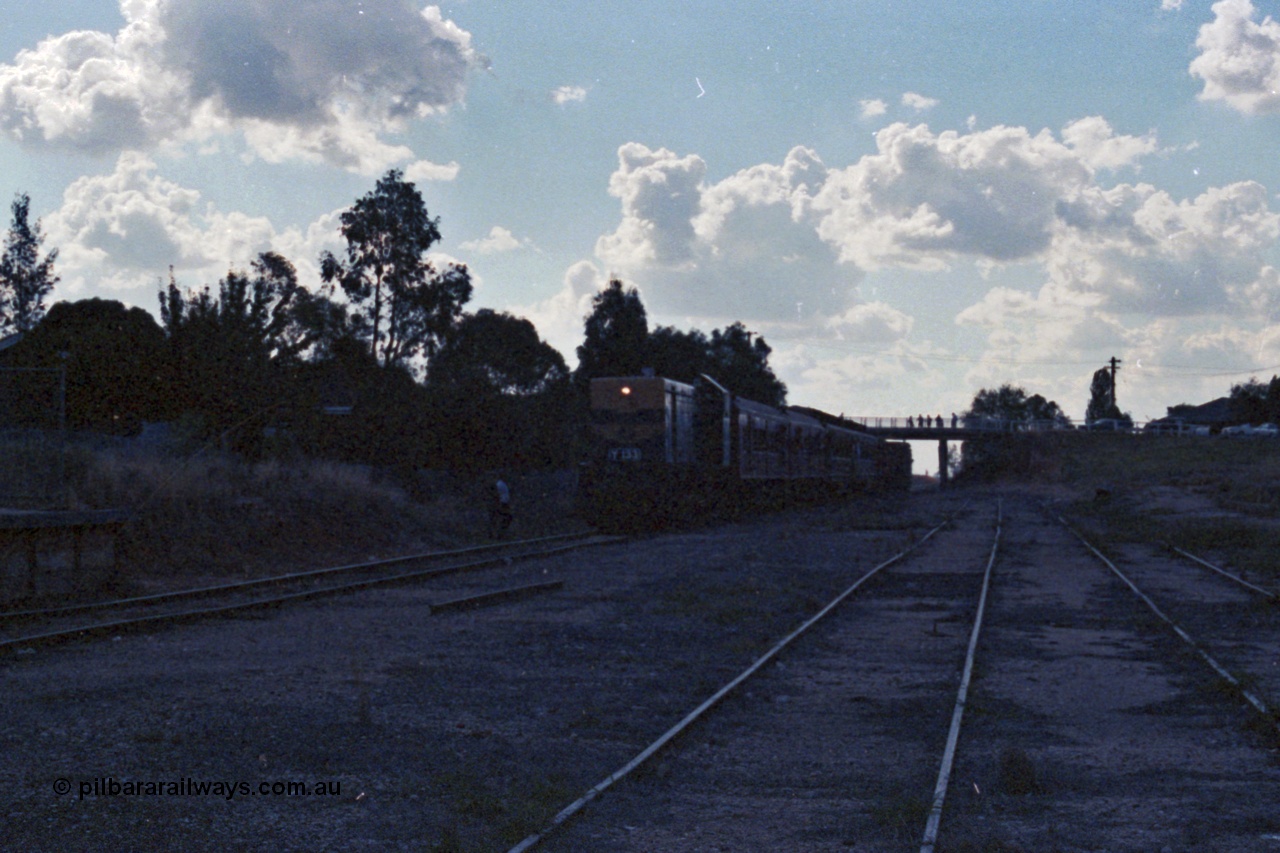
[1108,356,1122,411]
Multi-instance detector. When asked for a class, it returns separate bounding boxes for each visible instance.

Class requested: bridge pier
[938,439,949,489]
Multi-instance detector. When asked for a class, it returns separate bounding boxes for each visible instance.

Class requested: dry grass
[6,439,585,594]
[1043,433,1280,581]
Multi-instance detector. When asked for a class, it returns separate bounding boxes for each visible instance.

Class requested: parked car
[1087,418,1132,432]
[1143,418,1189,435]
[1221,424,1253,437]
[1251,423,1279,437]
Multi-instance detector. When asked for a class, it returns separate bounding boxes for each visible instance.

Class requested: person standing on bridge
[907,416,914,428]
[951,413,958,428]
[936,414,943,428]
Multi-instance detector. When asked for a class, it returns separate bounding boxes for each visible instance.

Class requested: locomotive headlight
[620,386,632,396]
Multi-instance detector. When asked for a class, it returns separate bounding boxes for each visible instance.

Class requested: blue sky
[2,0,1279,427]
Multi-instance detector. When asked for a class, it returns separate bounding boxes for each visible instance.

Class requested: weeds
[1,439,584,598]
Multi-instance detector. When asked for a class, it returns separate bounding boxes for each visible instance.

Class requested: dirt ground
[3,486,1280,851]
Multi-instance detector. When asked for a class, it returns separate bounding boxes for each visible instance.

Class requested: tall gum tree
[320,170,471,370]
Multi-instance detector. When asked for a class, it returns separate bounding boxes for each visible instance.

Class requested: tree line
[0,172,785,472]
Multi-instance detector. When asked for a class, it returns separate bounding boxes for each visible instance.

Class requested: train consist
[579,374,910,527]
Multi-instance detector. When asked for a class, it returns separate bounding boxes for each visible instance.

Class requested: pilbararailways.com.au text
[55,777,342,801]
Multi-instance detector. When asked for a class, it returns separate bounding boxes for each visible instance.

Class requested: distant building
[1166,397,1232,431]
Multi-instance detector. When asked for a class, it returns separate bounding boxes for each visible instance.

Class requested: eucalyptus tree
[320,169,471,370]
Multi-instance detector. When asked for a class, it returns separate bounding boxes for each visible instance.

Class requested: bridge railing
[852,417,1079,433]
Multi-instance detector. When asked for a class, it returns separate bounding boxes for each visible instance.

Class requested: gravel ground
[1,491,943,852]
[4,487,1280,852]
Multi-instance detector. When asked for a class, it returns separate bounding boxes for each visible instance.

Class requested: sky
[2,0,1280,429]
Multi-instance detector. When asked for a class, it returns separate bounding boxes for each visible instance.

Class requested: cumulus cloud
[551,85,587,105]
[404,159,461,182]
[901,92,939,111]
[573,118,1280,417]
[594,143,859,322]
[811,122,1094,270]
[44,152,342,306]
[859,98,887,118]
[460,226,531,255]
[825,302,913,343]
[1048,180,1280,314]
[1190,0,1280,114]
[595,142,708,268]
[1061,116,1157,171]
[0,1,480,171]
[509,260,609,364]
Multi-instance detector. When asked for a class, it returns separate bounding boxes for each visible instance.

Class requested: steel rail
[0,532,598,621]
[1057,516,1280,737]
[1162,543,1278,601]
[0,538,612,655]
[506,510,961,853]
[920,499,1002,853]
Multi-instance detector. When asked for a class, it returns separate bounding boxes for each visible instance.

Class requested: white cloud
[404,159,461,182]
[811,122,1093,270]
[0,1,480,171]
[460,226,531,254]
[595,142,708,268]
[1061,116,1157,171]
[509,260,608,365]
[594,143,858,322]
[44,152,342,308]
[901,92,939,111]
[859,98,887,118]
[825,302,913,344]
[1162,0,1184,9]
[586,115,1280,339]
[1190,0,1280,114]
[551,85,588,105]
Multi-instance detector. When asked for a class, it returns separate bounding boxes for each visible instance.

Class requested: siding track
[0,533,615,653]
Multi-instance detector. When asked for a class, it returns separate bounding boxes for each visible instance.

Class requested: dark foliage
[966,383,1068,425]
[320,169,471,370]
[573,278,649,385]
[575,280,786,405]
[1228,375,1280,425]
[5,298,166,433]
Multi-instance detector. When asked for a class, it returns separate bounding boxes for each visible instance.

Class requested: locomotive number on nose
[608,448,643,461]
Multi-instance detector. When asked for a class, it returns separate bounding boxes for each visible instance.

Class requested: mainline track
[0,532,619,654]
[510,504,992,853]
[523,499,1280,851]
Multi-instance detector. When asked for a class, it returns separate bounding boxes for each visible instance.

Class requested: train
[578,374,911,528]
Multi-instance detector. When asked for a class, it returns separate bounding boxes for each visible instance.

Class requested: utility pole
[1108,356,1122,411]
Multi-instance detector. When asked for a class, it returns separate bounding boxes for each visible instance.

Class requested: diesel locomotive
[578,374,910,527]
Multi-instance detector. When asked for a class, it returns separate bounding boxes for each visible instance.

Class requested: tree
[320,169,471,370]
[8,299,166,433]
[1085,367,1122,423]
[967,383,1067,424]
[427,309,572,469]
[706,322,786,407]
[0,193,59,335]
[1228,375,1280,425]
[429,309,568,396]
[158,253,342,444]
[574,278,649,384]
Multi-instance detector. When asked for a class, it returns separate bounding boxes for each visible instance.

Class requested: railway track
[512,498,1280,852]
[0,532,619,654]
[513,502,996,851]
